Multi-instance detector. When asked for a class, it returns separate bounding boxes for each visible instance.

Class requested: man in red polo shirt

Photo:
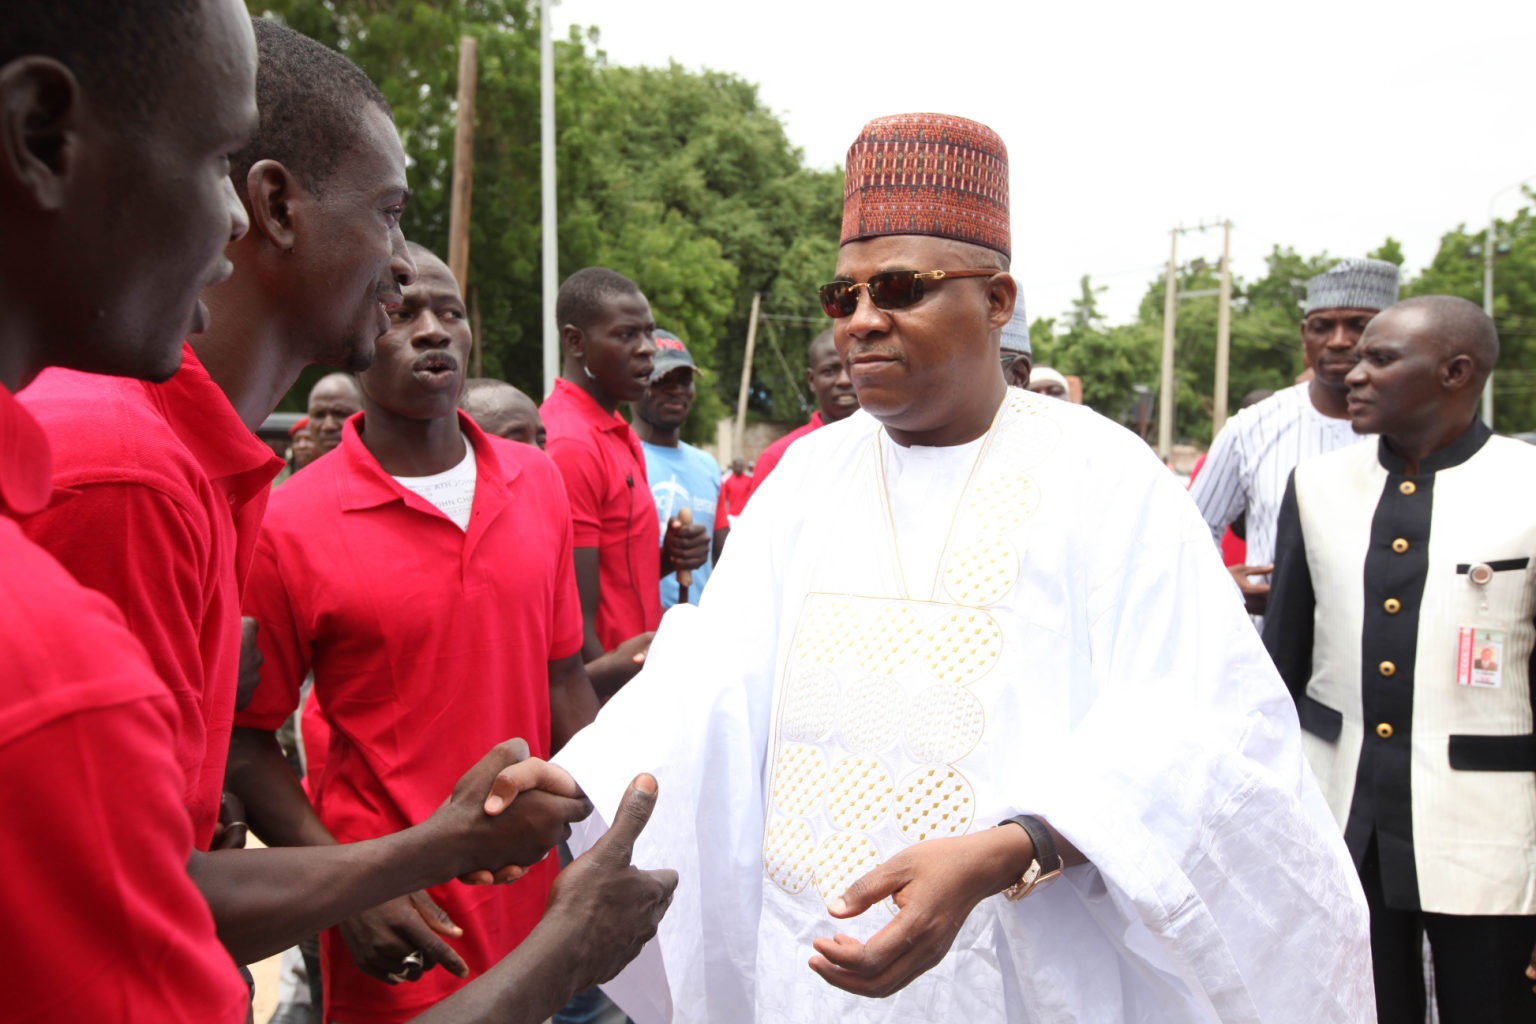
[235,246,605,1023]
[747,328,858,498]
[542,267,708,675]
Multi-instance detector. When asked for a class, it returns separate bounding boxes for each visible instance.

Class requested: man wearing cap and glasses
[1189,257,1400,621]
[631,329,727,609]
[535,112,1372,1022]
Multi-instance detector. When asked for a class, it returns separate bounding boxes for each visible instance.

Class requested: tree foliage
[248,0,841,442]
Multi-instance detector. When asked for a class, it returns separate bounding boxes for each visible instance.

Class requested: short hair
[229,19,391,197]
[1395,295,1501,376]
[556,267,641,333]
[308,372,361,404]
[2,0,201,125]
[806,329,837,365]
[460,377,513,405]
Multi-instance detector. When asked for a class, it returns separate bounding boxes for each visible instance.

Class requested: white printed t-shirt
[392,434,476,531]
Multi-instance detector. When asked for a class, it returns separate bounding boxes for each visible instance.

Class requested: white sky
[552,0,1535,327]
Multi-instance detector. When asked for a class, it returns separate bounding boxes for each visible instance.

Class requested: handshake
[390,740,676,1016]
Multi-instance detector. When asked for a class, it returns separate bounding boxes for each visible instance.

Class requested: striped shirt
[1189,382,1365,571]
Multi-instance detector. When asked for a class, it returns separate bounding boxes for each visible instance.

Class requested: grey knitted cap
[999,296,1030,356]
[1303,258,1401,314]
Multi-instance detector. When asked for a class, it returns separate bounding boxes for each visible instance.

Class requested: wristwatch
[998,814,1062,901]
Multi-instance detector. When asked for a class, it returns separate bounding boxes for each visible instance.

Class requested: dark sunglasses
[817,268,999,318]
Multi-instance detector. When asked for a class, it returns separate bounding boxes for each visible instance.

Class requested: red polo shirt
[0,386,246,1022]
[19,344,283,849]
[236,412,582,1023]
[718,471,752,528]
[540,378,661,649]
[749,410,825,500]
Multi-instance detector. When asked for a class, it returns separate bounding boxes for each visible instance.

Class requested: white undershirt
[393,433,476,531]
[880,432,987,599]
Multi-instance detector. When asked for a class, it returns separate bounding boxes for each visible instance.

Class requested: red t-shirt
[0,386,246,1023]
[19,344,283,848]
[748,410,825,502]
[540,378,661,650]
[236,412,582,1023]
[717,471,752,528]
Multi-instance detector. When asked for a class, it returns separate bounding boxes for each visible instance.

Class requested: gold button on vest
[1399,481,1417,495]
[1376,722,1394,739]
[1384,598,1401,614]
[1391,538,1409,553]
[1379,660,1397,676]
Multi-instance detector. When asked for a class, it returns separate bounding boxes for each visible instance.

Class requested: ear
[805,365,816,391]
[0,57,85,212]
[985,273,1018,333]
[244,159,302,251]
[561,323,585,362]
[1441,352,1477,393]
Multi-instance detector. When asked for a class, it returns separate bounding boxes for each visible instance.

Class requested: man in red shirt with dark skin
[542,267,710,683]
[1,2,674,1021]
[308,371,365,460]
[748,328,858,498]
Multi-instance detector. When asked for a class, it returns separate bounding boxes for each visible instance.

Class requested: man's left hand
[808,828,1028,998]
[661,517,709,573]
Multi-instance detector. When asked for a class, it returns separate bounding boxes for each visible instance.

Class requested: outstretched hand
[433,739,591,885]
[542,774,679,991]
[809,828,1029,998]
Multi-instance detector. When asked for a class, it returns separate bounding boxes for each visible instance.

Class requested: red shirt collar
[153,343,284,502]
[809,410,826,429]
[334,409,517,512]
[549,377,634,434]
[0,385,53,517]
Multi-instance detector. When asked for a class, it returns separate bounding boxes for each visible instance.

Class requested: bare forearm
[188,820,452,965]
[409,924,579,1024]
[549,655,600,751]
[224,726,335,848]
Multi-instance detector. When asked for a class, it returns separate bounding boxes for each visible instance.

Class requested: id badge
[1457,627,1505,689]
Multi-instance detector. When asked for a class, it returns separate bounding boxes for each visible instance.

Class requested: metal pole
[734,293,762,461]
[1482,216,1496,428]
[1157,229,1178,459]
[1213,219,1233,436]
[540,0,559,399]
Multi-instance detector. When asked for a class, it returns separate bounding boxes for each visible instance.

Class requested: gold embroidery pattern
[923,609,1004,685]
[813,831,881,904]
[856,603,926,676]
[941,535,1021,608]
[827,754,895,831]
[962,473,1041,536]
[893,765,975,842]
[793,596,861,666]
[764,815,816,893]
[837,676,905,753]
[772,743,827,816]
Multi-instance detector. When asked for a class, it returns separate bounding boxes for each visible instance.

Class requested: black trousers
[1360,834,1536,1023]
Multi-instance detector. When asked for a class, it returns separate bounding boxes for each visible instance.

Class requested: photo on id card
[1457,626,1504,688]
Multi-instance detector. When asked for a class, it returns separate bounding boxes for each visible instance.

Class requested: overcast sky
[552,0,1534,328]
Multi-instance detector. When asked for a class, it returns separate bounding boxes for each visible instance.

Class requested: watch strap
[1003,814,1060,874]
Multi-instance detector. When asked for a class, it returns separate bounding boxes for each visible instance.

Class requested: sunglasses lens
[818,283,856,318]
[869,271,921,310]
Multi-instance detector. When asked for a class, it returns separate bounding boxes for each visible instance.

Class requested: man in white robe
[540,112,1374,1023]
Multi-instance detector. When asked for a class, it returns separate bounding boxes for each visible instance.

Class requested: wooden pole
[447,35,477,296]
[540,0,559,398]
[1157,229,1178,459]
[734,292,762,460]
[470,284,483,378]
[1212,219,1232,436]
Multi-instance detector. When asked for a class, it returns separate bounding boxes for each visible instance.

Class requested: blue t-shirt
[640,440,721,609]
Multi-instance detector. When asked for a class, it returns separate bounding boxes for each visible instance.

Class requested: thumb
[590,773,658,867]
[829,860,901,918]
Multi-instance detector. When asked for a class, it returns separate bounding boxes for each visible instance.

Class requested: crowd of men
[3,3,1533,1024]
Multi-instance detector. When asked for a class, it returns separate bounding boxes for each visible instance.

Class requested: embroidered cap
[999,300,1030,357]
[1304,258,1401,314]
[841,113,1010,258]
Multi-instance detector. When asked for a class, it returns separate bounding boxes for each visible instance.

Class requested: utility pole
[1157,230,1178,460]
[539,0,559,398]
[447,36,478,378]
[734,293,762,460]
[1213,219,1233,436]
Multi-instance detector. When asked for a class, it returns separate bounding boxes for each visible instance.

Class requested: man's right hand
[1228,563,1272,616]
[339,889,468,983]
[430,739,592,883]
[541,774,679,992]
